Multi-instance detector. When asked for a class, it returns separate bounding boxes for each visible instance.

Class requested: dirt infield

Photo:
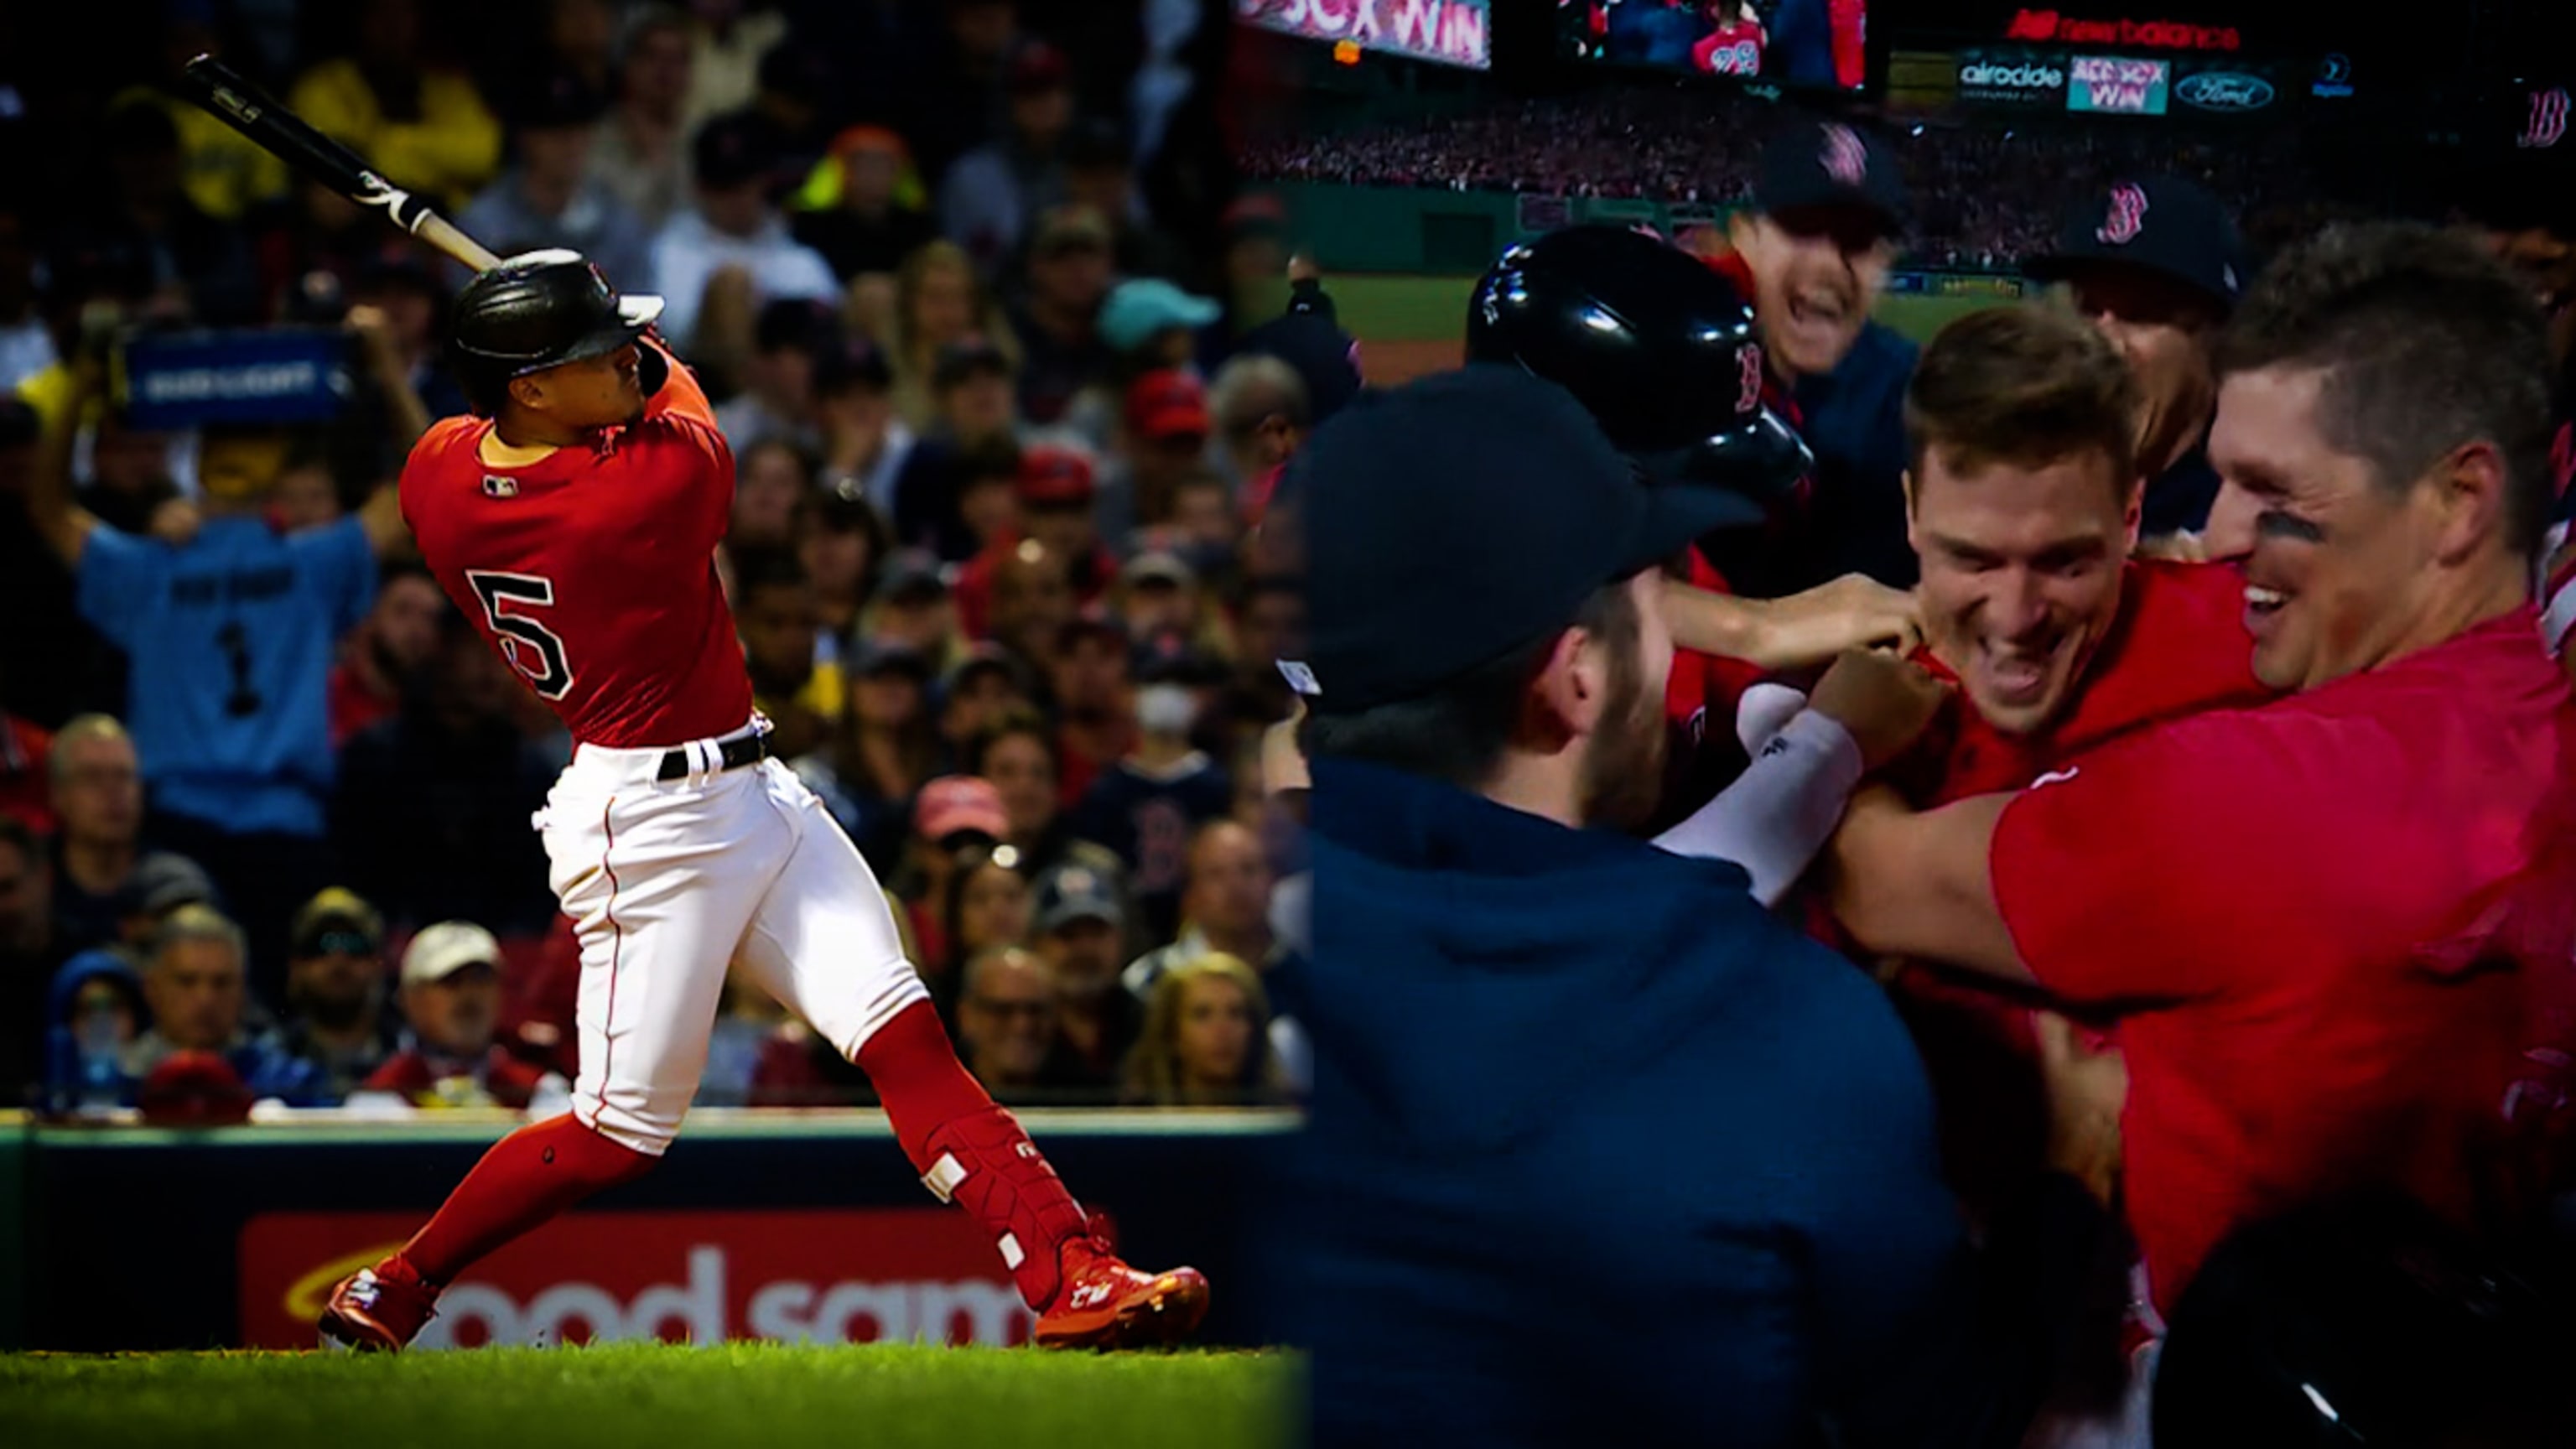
[1358,337,1464,387]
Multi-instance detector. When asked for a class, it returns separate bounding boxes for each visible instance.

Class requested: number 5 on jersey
[467,570,575,699]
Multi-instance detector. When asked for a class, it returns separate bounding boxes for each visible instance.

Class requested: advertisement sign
[239,1210,1032,1350]
[2067,55,2169,114]
[117,329,354,431]
[1955,48,2069,107]
[2311,53,2354,99]
[1236,0,1490,71]
[2002,8,2240,52]
[2173,63,2277,113]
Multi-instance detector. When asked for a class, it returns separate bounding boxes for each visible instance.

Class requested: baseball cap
[401,921,501,986]
[1126,369,1211,441]
[916,775,1010,844]
[1237,312,1364,423]
[815,334,893,394]
[2026,174,2250,311]
[1289,365,1756,714]
[873,552,949,605]
[693,111,782,191]
[1753,119,1909,235]
[1098,278,1221,354]
[1120,550,1194,590]
[291,887,384,958]
[943,641,1027,698]
[1017,444,1098,506]
[933,336,1014,392]
[1034,864,1123,934]
[123,854,216,918]
[754,297,839,355]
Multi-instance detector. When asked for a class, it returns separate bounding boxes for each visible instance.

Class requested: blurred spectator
[1223,573,1303,740]
[0,816,59,1097]
[40,948,146,1114]
[813,336,912,524]
[1209,351,1306,496]
[868,554,963,665]
[348,257,471,423]
[989,547,1083,690]
[1049,616,1137,808]
[328,616,558,939]
[288,0,502,211]
[1,395,122,730]
[956,444,1113,637]
[328,563,447,749]
[126,904,325,1105]
[1099,278,1220,379]
[268,444,345,532]
[1064,118,1176,281]
[1122,952,1287,1106]
[1100,367,1209,542]
[966,708,1132,918]
[936,644,1034,770]
[1031,861,1140,1092]
[943,39,1078,273]
[79,101,259,325]
[1117,553,1224,670]
[44,717,212,956]
[793,638,936,870]
[1007,205,1117,426]
[743,41,838,184]
[729,437,810,553]
[678,0,789,132]
[361,921,548,1109]
[586,3,696,233]
[534,0,621,99]
[937,838,1035,985]
[0,208,49,391]
[790,127,938,283]
[264,887,397,1102]
[896,774,1010,969]
[0,690,48,834]
[734,549,839,761]
[892,339,1024,560]
[124,18,288,225]
[887,241,1015,431]
[799,476,892,650]
[1218,195,1291,322]
[715,297,836,455]
[951,943,1068,1102]
[454,70,652,293]
[647,111,837,355]
[902,0,1025,188]
[1124,819,1287,996]
[1073,653,1229,942]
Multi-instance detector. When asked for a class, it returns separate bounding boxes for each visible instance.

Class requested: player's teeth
[2246,585,2287,607]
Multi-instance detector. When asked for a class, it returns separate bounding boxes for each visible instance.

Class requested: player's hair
[1209,355,1311,442]
[1122,953,1287,1106]
[48,714,134,786]
[152,903,247,972]
[1905,303,2141,499]
[2215,221,2557,557]
[1301,576,1641,792]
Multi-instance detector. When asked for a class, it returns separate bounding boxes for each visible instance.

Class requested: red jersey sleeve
[1988,709,2309,1005]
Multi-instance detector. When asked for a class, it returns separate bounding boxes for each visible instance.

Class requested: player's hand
[147,496,203,547]
[1806,648,1950,771]
[2134,530,2209,563]
[344,303,404,377]
[1755,573,1920,668]
[2036,1010,2127,1208]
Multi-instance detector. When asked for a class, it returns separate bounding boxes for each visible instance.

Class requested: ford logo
[2177,72,2276,112]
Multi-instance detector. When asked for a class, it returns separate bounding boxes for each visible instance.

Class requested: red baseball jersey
[1829,0,1867,88]
[401,340,756,749]
[1694,19,1763,75]
[1991,608,2576,1312]
[1871,560,2272,1218]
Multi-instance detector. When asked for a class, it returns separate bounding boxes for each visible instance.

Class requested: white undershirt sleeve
[1653,709,1867,908]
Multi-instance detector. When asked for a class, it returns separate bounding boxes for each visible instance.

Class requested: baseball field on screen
[0,1343,1295,1449]
[1331,273,1998,387]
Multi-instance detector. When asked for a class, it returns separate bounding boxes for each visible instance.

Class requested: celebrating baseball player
[316,250,1207,1352]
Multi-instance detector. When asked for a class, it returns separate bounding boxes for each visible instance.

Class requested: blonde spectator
[1122,953,1286,1106]
[890,242,1019,433]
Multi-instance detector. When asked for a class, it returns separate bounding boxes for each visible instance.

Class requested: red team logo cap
[2098,183,2151,246]
[2520,86,2570,149]
[1820,123,1870,186]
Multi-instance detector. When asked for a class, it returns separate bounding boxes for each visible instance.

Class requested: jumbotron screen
[1560,0,1871,92]
[1236,0,1493,71]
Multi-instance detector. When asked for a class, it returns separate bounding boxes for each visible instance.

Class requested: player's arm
[1824,787,2031,981]
[1660,572,1918,669]
[25,353,105,566]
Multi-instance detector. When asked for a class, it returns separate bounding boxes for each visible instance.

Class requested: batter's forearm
[1654,709,1864,906]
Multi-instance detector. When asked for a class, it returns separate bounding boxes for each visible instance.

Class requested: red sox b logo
[2521,86,2570,149]
[2097,183,2149,245]
[1737,343,1765,417]
[1819,124,1868,185]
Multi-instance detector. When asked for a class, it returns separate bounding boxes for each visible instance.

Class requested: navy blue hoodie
[1258,757,2049,1447]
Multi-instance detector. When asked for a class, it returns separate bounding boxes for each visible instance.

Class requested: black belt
[654,731,770,782]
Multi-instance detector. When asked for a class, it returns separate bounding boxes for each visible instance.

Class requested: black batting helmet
[449,249,667,416]
[1467,224,1808,519]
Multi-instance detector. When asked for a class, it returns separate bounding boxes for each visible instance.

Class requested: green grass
[1326,272,2007,349]
[0,1343,1297,1449]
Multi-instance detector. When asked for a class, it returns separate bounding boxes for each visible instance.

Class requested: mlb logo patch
[482,475,519,498]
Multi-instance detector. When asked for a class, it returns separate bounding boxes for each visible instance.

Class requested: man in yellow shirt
[288,0,501,210]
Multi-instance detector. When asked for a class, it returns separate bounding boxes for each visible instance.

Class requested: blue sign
[117,329,356,431]
[2313,53,2355,100]
[2175,70,2277,112]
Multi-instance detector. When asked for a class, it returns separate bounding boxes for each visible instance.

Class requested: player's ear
[508,373,545,413]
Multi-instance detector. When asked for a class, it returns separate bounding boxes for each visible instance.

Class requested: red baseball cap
[915,776,1010,842]
[1126,369,1211,442]
[1017,444,1098,506]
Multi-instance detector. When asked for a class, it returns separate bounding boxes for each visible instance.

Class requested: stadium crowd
[0,0,1317,1119]
[1237,84,2315,268]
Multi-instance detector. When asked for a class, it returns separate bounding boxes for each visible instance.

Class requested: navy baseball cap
[1754,119,1909,234]
[2027,174,2250,312]
[1286,366,1750,714]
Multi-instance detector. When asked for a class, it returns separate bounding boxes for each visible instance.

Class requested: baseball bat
[176,53,502,273]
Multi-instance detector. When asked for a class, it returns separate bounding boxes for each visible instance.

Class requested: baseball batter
[318,251,1206,1352]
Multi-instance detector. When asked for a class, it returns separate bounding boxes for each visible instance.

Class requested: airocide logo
[1959,62,2065,87]
[240,1209,1033,1349]
[1955,49,2068,106]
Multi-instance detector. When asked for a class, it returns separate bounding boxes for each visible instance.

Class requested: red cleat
[1032,1235,1211,1351]
[317,1265,439,1352]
